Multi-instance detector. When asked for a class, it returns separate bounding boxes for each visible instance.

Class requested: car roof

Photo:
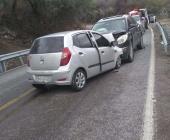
[97,15,128,23]
[37,30,91,39]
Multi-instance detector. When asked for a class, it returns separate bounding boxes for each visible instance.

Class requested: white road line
[142,28,155,140]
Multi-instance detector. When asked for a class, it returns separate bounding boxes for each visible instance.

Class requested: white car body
[27,30,123,90]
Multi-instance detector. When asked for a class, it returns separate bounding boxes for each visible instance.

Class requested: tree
[115,0,127,14]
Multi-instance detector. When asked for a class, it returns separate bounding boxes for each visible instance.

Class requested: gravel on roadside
[152,24,170,140]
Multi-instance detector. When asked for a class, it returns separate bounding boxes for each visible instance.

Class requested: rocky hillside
[0,27,32,54]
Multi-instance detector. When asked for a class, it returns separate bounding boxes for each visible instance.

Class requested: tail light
[60,48,71,66]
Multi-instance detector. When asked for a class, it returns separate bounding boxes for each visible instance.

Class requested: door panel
[73,33,100,78]
[98,47,115,72]
[92,32,115,72]
[75,47,100,77]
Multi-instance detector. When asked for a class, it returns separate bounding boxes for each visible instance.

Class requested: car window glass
[73,33,93,48]
[132,16,140,22]
[127,18,131,27]
[92,19,126,34]
[130,17,137,24]
[92,33,110,47]
[128,17,136,28]
[73,35,79,47]
[30,37,64,54]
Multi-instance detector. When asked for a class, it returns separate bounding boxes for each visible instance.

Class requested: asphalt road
[0,27,167,140]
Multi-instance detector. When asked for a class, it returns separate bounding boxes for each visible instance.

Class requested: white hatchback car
[27,30,123,91]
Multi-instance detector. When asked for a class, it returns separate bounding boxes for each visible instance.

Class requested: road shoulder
[152,24,170,140]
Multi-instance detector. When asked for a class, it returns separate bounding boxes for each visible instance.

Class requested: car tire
[71,69,87,91]
[115,56,121,69]
[137,36,145,49]
[32,84,47,89]
[127,41,134,63]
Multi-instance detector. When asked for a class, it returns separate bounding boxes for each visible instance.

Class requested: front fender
[114,46,123,61]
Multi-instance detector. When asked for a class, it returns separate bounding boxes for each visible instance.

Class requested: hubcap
[75,72,86,89]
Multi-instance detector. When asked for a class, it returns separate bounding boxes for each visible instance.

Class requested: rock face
[0,26,31,55]
[0,27,16,40]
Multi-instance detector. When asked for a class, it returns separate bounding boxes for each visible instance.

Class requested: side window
[92,33,110,47]
[73,35,79,47]
[130,17,137,24]
[128,18,136,28]
[73,33,93,48]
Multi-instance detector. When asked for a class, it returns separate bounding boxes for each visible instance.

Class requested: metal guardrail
[156,22,170,55]
[0,49,30,73]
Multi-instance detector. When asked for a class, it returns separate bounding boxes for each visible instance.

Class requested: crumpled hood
[102,33,115,42]
[112,30,127,39]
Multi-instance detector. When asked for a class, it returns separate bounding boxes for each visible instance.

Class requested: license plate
[34,75,51,83]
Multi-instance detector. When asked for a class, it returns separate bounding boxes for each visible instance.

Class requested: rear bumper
[27,68,73,85]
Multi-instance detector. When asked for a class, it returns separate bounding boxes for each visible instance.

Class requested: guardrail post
[0,49,30,73]
[0,61,6,73]
[156,22,169,55]
[0,62,3,73]
[2,61,6,72]
[19,56,24,65]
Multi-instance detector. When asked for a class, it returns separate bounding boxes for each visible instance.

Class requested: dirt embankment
[0,23,92,55]
[152,21,170,140]
[0,38,31,55]
[0,27,32,55]
[159,19,170,25]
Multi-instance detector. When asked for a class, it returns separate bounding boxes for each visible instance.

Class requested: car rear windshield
[30,37,64,54]
[92,19,126,34]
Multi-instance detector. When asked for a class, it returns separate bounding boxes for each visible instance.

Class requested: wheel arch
[71,67,87,91]
[74,67,87,78]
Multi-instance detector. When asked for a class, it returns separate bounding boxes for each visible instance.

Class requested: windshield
[132,16,140,22]
[30,37,64,54]
[92,19,126,34]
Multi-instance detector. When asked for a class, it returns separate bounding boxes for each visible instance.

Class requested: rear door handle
[79,52,84,55]
[101,51,104,54]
